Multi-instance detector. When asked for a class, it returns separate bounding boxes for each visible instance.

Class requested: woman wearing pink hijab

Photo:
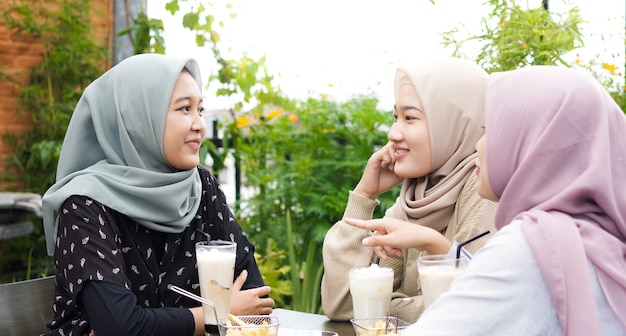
[350,65,626,334]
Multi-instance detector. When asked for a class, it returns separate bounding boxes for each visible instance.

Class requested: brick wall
[0,0,113,188]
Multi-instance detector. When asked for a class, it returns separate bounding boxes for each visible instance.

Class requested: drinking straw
[455,230,490,267]
[168,284,219,323]
[196,228,211,241]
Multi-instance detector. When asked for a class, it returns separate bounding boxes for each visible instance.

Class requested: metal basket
[217,315,280,336]
[350,316,410,336]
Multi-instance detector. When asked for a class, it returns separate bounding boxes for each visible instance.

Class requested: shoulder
[61,195,112,215]
[196,165,220,187]
[455,172,497,219]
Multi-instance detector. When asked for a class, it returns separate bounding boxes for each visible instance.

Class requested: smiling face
[163,70,206,170]
[388,80,432,178]
[474,134,498,202]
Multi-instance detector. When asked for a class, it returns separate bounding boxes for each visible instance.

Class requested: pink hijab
[486,66,626,334]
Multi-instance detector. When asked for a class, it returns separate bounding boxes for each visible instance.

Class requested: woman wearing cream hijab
[322,57,497,323]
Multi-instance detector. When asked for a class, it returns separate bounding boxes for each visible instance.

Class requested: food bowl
[217,314,280,336]
[350,316,410,336]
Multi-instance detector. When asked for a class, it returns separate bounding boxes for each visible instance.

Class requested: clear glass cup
[417,254,468,309]
[348,264,394,319]
[196,240,237,335]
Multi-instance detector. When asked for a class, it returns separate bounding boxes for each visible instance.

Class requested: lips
[185,138,202,150]
[394,146,409,160]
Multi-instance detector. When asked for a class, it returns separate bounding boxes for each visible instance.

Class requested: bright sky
[149,0,624,111]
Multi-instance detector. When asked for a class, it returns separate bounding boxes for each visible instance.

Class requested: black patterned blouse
[44,166,264,335]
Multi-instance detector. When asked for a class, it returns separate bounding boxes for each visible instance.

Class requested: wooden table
[272,308,354,336]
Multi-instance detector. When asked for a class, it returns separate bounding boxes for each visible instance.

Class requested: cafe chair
[0,275,55,336]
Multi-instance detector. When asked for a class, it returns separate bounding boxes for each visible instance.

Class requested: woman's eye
[198,107,205,116]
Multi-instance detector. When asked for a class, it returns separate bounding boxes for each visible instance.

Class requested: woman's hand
[353,142,405,200]
[230,270,275,315]
[344,217,451,259]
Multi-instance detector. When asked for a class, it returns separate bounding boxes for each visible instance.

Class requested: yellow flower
[602,63,619,76]
[266,108,284,119]
[236,116,252,128]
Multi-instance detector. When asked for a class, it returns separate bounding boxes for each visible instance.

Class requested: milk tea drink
[196,241,237,333]
[349,264,394,319]
[417,255,468,309]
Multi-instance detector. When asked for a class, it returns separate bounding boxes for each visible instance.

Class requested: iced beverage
[349,264,394,319]
[417,254,468,309]
[196,240,237,335]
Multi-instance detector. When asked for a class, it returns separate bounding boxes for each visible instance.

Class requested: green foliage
[0,0,108,280]
[442,0,584,72]
[441,0,624,113]
[254,239,292,308]
[229,97,394,248]
[1,0,108,194]
[218,95,398,312]
[117,11,165,54]
[285,210,324,314]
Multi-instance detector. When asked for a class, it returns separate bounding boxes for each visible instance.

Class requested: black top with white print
[44,165,264,336]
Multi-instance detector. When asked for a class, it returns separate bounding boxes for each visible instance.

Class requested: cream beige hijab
[395,58,487,231]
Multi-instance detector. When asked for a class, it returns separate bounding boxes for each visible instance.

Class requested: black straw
[455,230,490,267]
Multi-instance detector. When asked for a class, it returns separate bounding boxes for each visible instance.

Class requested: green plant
[1,0,108,193]
[254,239,292,308]
[440,0,624,111]
[285,210,325,313]
[442,0,584,72]
[216,95,399,312]
[0,0,108,280]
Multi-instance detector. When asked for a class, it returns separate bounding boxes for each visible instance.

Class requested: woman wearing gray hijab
[42,54,274,336]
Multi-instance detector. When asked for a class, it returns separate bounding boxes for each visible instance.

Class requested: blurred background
[1,0,624,314]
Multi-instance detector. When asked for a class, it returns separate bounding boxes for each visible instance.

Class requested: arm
[197,167,274,315]
[54,195,199,335]
[404,222,562,335]
[321,191,381,321]
[83,281,196,336]
[322,143,406,321]
[343,174,497,323]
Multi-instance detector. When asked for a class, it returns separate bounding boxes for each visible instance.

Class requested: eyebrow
[172,96,203,104]
[393,104,424,114]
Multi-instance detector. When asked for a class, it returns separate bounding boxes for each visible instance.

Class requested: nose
[192,112,207,135]
[388,123,403,142]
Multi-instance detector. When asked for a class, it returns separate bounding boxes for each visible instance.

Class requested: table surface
[272,308,354,336]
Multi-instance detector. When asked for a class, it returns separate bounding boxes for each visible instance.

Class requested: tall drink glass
[348,264,394,319]
[417,254,468,309]
[196,240,237,336]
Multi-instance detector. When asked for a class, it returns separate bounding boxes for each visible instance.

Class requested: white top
[403,220,626,335]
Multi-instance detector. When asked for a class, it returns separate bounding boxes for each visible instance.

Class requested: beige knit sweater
[321,172,497,323]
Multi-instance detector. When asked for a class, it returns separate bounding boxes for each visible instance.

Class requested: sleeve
[83,281,195,336]
[387,174,498,323]
[321,191,381,321]
[198,167,265,290]
[403,222,562,335]
[54,195,130,300]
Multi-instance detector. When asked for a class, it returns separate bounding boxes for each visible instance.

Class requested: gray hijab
[42,54,203,256]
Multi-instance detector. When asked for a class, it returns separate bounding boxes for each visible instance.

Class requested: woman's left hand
[229,270,275,315]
